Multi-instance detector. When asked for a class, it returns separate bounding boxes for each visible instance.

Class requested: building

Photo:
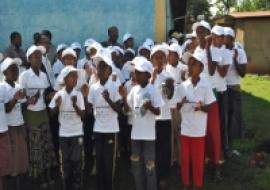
[0,0,186,53]
[213,11,270,74]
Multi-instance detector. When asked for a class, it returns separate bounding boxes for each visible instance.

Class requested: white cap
[59,66,77,84]
[84,38,96,47]
[56,44,67,53]
[123,33,133,43]
[224,27,235,38]
[150,44,169,58]
[62,48,77,59]
[133,57,153,74]
[168,43,182,55]
[138,43,152,54]
[70,42,82,50]
[211,25,224,36]
[192,20,211,32]
[191,51,207,66]
[110,46,124,55]
[125,48,135,55]
[144,38,155,48]
[26,45,46,61]
[92,50,114,69]
[1,57,22,73]
[86,41,102,52]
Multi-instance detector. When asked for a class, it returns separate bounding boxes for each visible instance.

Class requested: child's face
[97,61,111,81]
[188,57,203,78]
[196,26,209,41]
[124,52,135,62]
[212,34,223,47]
[63,55,76,66]
[168,51,179,66]
[64,71,78,89]
[224,36,234,46]
[4,64,19,81]
[125,38,134,48]
[140,49,150,60]
[151,51,166,72]
[29,51,42,69]
[134,70,149,85]
[89,48,97,58]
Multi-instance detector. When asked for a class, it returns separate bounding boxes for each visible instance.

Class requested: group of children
[0,21,247,190]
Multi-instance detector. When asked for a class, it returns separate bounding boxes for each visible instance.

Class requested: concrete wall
[0,0,156,52]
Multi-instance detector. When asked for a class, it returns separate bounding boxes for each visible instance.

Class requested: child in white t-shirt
[120,57,164,190]
[87,53,121,190]
[1,58,28,183]
[177,52,215,190]
[49,66,85,190]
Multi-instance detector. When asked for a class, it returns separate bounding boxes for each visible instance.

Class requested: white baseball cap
[150,44,169,58]
[56,44,67,53]
[191,51,207,66]
[192,20,211,32]
[84,38,96,47]
[59,66,77,84]
[86,41,102,52]
[92,50,114,69]
[125,48,136,55]
[168,43,182,55]
[62,48,77,59]
[110,46,124,55]
[133,57,153,74]
[211,25,224,36]
[26,45,46,61]
[1,57,22,73]
[70,42,82,50]
[123,33,133,43]
[224,27,235,38]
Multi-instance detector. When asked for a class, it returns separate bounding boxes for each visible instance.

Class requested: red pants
[180,135,205,188]
[206,102,222,164]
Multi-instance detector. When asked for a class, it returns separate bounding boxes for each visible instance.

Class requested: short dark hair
[41,30,52,40]
[33,32,41,45]
[10,31,21,42]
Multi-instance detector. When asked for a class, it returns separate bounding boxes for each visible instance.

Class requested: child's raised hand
[27,96,37,105]
[14,89,25,101]
[194,101,202,111]
[142,100,152,110]
[119,85,127,98]
[233,48,238,61]
[102,89,110,101]
[71,96,77,106]
[81,84,89,97]
[55,96,62,108]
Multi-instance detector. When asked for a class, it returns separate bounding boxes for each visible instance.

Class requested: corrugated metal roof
[230,11,270,18]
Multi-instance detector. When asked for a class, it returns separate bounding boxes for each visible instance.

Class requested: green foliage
[236,0,270,11]
[187,0,211,19]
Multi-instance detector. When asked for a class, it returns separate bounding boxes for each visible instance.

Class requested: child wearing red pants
[177,51,216,190]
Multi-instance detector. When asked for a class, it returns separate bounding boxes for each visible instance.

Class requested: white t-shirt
[165,61,187,85]
[153,70,177,120]
[19,68,50,111]
[212,46,233,92]
[178,78,216,137]
[226,47,247,85]
[124,79,136,125]
[52,59,65,76]
[49,88,85,137]
[54,66,87,91]
[127,83,164,140]
[88,79,121,133]
[0,83,8,133]
[2,81,25,126]
[113,66,125,84]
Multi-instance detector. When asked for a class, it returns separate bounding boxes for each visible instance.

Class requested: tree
[215,0,237,15]
[187,0,211,20]
[235,0,270,11]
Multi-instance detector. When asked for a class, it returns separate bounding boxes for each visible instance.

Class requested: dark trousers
[217,91,230,156]
[83,113,94,172]
[60,136,84,190]
[94,132,117,190]
[155,120,171,182]
[227,87,243,146]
